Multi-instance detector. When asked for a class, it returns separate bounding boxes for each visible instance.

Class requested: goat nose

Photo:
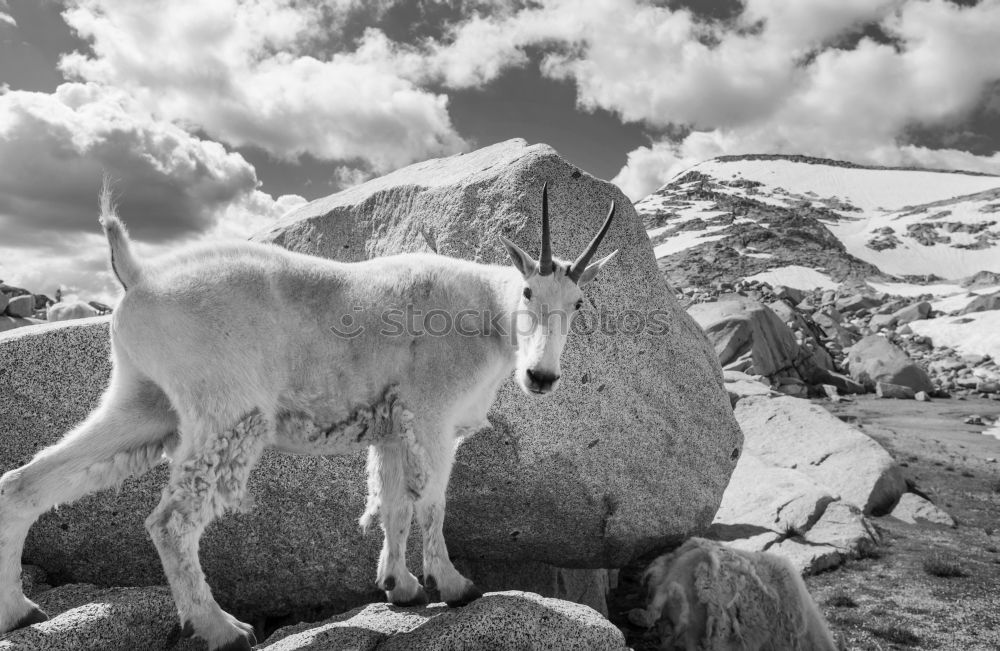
[526,369,560,392]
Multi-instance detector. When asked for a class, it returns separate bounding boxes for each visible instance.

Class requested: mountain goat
[640,538,839,651]
[0,182,618,651]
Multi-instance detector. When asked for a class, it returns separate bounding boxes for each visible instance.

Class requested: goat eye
[575,299,583,310]
[523,287,532,300]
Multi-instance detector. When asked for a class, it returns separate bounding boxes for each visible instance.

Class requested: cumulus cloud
[0,0,14,27]
[59,0,467,171]
[342,0,1000,199]
[0,82,302,302]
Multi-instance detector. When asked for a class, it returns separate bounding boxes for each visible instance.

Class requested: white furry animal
[46,300,100,322]
[640,538,839,651]
[0,182,618,651]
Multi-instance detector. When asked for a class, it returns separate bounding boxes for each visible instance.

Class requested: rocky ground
[611,394,1000,651]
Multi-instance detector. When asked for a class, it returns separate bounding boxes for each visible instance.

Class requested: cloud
[0,82,302,302]
[59,0,468,171]
[0,0,14,27]
[341,0,1000,199]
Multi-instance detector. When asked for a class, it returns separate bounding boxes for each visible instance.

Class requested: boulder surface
[846,335,934,392]
[262,592,626,651]
[0,140,740,620]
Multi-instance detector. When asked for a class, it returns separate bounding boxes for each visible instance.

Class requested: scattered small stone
[964,415,985,425]
[915,391,930,402]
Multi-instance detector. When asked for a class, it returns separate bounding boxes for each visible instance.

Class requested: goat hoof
[446,584,484,608]
[381,576,396,592]
[12,605,48,630]
[216,630,256,651]
[423,575,436,591]
[392,587,429,608]
[180,620,195,637]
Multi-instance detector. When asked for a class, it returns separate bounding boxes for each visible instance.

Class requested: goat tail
[99,176,142,291]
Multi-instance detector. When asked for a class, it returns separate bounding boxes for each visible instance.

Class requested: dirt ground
[609,395,1000,651]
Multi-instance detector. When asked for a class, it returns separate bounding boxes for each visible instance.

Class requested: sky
[1,0,999,303]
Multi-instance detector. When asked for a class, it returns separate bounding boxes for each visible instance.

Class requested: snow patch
[909,310,1000,361]
[744,265,839,291]
[867,281,965,297]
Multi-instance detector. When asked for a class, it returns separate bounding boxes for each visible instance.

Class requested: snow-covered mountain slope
[637,155,1000,290]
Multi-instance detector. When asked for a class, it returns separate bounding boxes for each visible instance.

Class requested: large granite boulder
[0,584,177,651]
[707,396,894,573]
[734,396,905,515]
[0,140,740,620]
[262,592,626,650]
[687,296,829,384]
[4,295,33,318]
[846,335,934,393]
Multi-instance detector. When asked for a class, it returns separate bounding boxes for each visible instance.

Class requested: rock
[835,293,882,315]
[710,453,835,535]
[976,381,1000,394]
[804,501,880,557]
[4,295,33,318]
[867,313,896,331]
[876,381,915,399]
[846,335,934,393]
[0,584,177,651]
[734,396,906,514]
[823,371,865,395]
[915,391,930,402]
[1,140,741,620]
[688,296,828,384]
[0,316,44,334]
[0,292,7,313]
[450,561,611,617]
[822,384,840,402]
[19,565,50,598]
[722,371,774,407]
[890,493,956,527]
[772,285,805,304]
[261,592,627,651]
[958,291,1000,315]
[963,414,985,425]
[891,301,931,325]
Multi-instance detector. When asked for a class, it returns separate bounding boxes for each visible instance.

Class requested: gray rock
[835,293,882,315]
[0,293,7,313]
[958,291,1000,315]
[0,316,44,334]
[262,592,627,651]
[1,140,740,619]
[846,335,934,393]
[4,295,33,318]
[890,493,956,527]
[0,584,176,651]
[688,296,828,384]
[891,301,931,325]
[710,453,835,534]
[915,391,930,402]
[734,396,906,514]
[876,381,916,399]
[867,313,897,331]
[722,370,775,407]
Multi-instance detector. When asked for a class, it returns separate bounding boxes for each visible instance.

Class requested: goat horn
[568,200,615,283]
[539,182,553,276]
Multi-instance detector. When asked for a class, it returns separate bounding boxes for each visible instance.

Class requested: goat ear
[498,235,538,278]
[577,250,617,287]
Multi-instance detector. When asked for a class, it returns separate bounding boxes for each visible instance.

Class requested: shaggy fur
[641,538,839,651]
[0,184,616,650]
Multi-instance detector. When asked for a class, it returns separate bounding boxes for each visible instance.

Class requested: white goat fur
[642,538,839,651]
[46,300,100,322]
[0,184,616,650]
